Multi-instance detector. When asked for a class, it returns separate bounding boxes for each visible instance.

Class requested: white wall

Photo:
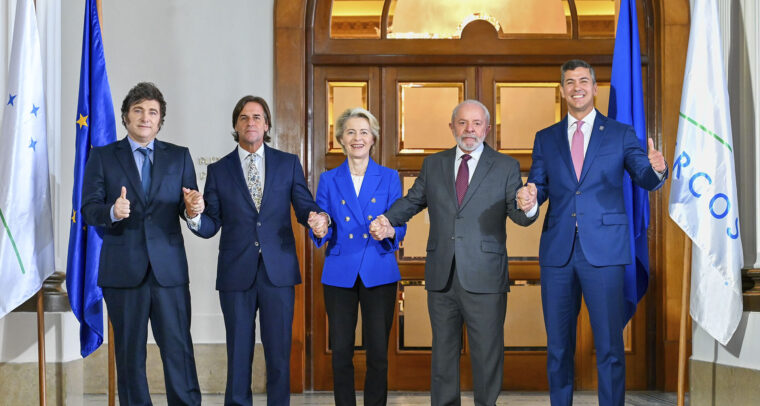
[1,0,275,363]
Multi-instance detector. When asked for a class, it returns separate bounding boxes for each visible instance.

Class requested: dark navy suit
[191,145,320,406]
[527,111,666,406]
[81,137,201,405]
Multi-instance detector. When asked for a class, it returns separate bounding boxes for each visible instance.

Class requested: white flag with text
[0,0,54,318]
[668,0,744,345]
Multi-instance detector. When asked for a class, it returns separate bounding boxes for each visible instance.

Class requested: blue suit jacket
[311,159,407,288]
[81,137,197,287]
[528,111,667,267]
[192,145,321,290]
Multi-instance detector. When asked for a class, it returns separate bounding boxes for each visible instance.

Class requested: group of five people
[82,59,667,406]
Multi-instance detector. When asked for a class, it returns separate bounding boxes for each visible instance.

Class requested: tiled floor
[85,391,681,405]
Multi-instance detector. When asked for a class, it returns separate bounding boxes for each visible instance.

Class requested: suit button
[254,241,259,246]
[257,222,262,227]
[371,198,376,203]
[576,191,581,195]
[368,215,373,220]
[451,236,455,240]
[363,233,368,239]
[349,234,354,239]
[345,216,350,222]
[571,213,576,217]
[341,200,346,205]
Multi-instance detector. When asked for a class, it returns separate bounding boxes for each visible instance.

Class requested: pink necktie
[455,154,471,206]
[571,120,584,180]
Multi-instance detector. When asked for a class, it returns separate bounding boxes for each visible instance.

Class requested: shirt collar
[456,142,484,162]
[238,143,265,162]
[127,136,155,152]
[567,109,597,130]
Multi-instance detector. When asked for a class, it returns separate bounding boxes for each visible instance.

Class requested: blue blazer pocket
[601,213,628,225]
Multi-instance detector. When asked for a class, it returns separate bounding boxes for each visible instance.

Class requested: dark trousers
[219,259,295,406]
[102,269,201,406]
[427,266,507,406]
[541,232,626,406]
[323,277,397,406]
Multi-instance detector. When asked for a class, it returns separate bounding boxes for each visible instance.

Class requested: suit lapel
[459,144,494,210]
[146,140,167,203]
[441,147,457,206]
[260,144,276,211]
[579,111,606,184]
[223,148,258,213]
[334,161,363,223]
[554,116,577,183]
[358,159,381,222]
[114,137,146,206]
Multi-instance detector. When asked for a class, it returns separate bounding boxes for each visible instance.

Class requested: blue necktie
[137,147,152,197]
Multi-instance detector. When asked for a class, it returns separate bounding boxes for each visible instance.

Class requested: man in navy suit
[184,95,328,406]
[521,60,667,406]
[82,82,201,405]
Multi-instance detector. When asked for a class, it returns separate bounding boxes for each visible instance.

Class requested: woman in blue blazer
[311,108,406,406]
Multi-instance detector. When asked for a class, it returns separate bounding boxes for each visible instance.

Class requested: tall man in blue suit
[184,95,328,406]
[521,60,667,406]
[82,82,201,405]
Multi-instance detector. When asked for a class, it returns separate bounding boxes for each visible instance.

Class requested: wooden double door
[306,64,649,391]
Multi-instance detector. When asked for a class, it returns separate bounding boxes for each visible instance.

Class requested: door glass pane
[388,0,570,39]
[399,281,433,350]
[505,282,547,350]
[594,83,610,116]
[398,83,462,153]
[398,174,429,260]
[330,0,384,38]
[328,81,368,153]
[496,83,561,152]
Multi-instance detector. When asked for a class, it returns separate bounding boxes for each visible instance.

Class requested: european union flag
[608,0,649,323]
[66,0,116,358]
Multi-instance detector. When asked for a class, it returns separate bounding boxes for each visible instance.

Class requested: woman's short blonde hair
[335,107,380,155]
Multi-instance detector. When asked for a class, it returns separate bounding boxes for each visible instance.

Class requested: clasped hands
[183,187,205,218]
[369,215,395,241]
[517,183,537,212]
[308,211,330,238]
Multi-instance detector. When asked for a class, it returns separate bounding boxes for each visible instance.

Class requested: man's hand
[369,215,395,240]
[308,211,329,238]
[114,186,130,220]
[517,182,537,212]
[648,138,666,173]
[183,187,205,217]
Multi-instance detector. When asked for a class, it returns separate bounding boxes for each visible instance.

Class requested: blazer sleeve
[179,147,199,220]
[193,163,223,239]
[505,158,537,227]
[290,156,321,227]
[384,157,429,226]
[622,126,668,191]
[527,132,549,206]
[81,147,115,229]
[309,172,334,247]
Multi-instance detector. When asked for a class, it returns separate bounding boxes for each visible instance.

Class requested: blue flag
[65,0,116,358]
[608,0,649,323]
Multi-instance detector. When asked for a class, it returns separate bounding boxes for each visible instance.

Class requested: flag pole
[92,2,116,404]
[36,290,47,406]
[677,239,692,406]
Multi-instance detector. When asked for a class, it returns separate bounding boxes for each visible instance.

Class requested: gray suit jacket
[384,144,537,293]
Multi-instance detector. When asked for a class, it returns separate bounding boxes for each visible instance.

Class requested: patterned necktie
[137,147,152,197]
[455,154,472,206]
[571,120,585,180]
[247,153,263,210]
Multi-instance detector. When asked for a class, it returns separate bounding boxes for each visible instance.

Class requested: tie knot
[249,153,258,162]
[461,154,472,162]
[137,147,150,157]
[576,120,584,130]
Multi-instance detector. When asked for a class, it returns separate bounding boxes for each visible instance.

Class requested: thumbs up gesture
[648,138,666,173]
[114,186,131,219]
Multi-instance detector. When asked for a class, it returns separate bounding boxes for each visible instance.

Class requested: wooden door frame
[274,0,692,392]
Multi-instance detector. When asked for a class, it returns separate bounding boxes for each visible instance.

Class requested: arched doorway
[274,0,693,393]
